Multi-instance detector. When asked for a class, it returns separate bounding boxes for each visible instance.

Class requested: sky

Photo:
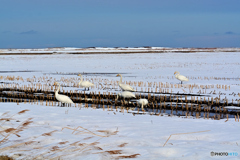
[0,0,240,48]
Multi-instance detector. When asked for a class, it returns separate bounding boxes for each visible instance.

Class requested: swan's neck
[119,75,122,84]
[175,73,179,78]
[79,75,83,85]
[55,84,60,96]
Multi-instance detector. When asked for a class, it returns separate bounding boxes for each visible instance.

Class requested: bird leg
[141,104,145,112]
[181,81,183,87]
[123,98,126,105]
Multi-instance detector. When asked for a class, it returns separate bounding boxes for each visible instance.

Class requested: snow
[1,103,240,159]
[1,47,240,54]
[0,51,240,159]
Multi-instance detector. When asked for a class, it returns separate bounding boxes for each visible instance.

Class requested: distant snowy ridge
[0,47,240,55]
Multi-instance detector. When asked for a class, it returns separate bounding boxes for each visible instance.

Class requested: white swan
[78,74,95,90]
[174,71,189,84]
[116,74,135,92]
[54,82,74,105]
[116,91,136,100]
[137,99,148,111]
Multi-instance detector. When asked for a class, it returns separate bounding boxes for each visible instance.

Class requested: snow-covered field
[0,51,240,159]
[1,47,240,54]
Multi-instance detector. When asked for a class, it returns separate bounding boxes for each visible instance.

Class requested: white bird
[116,74,135,92]
[116,91,136,100]
[78,74,95,90]
[137,99,148,111]
[54,82,74,105]
[174,71,189,84]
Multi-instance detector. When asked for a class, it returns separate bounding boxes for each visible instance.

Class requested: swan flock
[54,72,188,108]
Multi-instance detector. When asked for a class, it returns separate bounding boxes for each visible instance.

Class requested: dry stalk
[0,110,30,127]
[50,137,104,160]
[0,118,33,144]
[163,130,211,147]
[62,126,117,138]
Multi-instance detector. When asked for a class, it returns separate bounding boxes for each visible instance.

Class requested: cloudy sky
[1,0,240,48]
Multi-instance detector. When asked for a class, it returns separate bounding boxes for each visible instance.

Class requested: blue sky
[1,0,240,48]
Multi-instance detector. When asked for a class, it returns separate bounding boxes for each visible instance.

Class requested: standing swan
[78,74,95,90]
[174,71,189,84]
[137,99,148,111]
[116,91,136,100]
[54,82,74,105]
[116,74,135,92]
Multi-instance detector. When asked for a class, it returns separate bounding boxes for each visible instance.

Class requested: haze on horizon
[0,0,240,49]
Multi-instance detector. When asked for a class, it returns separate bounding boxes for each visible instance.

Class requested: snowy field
[0,51,240,159]
[1,47,240,54]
